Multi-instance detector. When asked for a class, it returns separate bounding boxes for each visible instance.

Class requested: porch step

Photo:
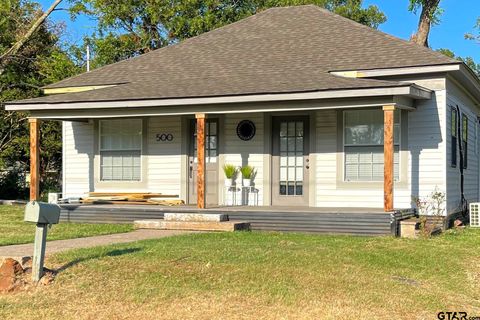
[134,219,250,232]
[163,212,228,222]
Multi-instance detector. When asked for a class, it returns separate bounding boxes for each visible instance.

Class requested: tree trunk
[410,0,441,47]
[0,0,63,76]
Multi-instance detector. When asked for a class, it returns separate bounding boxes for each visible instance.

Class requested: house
[5,5,480,231]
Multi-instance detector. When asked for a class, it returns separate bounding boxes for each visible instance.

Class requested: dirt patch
[0,258,56,294]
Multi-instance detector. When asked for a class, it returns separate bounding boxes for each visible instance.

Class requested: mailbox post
[24,201,60,282]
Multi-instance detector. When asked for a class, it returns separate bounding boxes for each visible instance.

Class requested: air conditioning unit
[469,203,480,227]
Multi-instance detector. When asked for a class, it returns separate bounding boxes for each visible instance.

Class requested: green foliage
[408,0,443,25]
[437,48,480,77]
[0,0,82,199]
[465,17,480,44]
[0,170,29,200]
[240,165,255,179]
[222,164,238,179]
[68,0,386,67]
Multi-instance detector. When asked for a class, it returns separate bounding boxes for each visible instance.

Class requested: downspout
[455,105,468,219]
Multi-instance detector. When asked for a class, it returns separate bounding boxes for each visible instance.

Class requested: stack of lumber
[81,192,184,206]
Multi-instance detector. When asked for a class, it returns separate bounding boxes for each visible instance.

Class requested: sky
[40,0,479,61]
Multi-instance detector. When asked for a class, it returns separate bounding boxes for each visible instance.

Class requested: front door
[272,116,310,206]
[188,119,219,206]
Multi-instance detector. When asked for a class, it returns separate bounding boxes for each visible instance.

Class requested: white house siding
[223,113,265,205]
[146,116,183,198]
[314,110,410,208]
[62,121,94,197]
[446,79,480,214]
[408,78,447,213]
[314,76,447,209]
[63,117,184,199]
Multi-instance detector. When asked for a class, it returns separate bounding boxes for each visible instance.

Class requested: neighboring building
[6,5,480,221]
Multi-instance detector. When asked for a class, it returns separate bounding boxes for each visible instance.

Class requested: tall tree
[409,0,442,47]
[0,0,81,199]
[69,0,386,67]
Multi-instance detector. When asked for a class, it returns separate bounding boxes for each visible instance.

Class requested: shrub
[0,170,29,200]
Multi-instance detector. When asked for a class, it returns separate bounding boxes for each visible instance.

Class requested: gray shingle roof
[12,5,457,105]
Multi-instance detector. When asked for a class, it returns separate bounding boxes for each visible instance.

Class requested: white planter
[243,178,251,187]
[224,178,233,187]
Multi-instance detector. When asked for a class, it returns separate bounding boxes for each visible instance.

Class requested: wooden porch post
[29,118,40,201]
[196,114,206,209]
[383,106,395,212]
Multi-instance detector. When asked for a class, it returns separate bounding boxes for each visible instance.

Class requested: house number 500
[156,134,174,142]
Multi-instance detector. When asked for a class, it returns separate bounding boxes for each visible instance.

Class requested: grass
[0,229,479,319]
[0,205,133,246]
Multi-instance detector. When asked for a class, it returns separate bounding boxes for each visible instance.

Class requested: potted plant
[240,165,255,187]
[222,164,237,187]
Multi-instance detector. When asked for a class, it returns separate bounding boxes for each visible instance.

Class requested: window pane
[102,167,112,180]
[280,182,286,195]
[295,182,303,195]
[208,136,217,150]
[287,181,295,195]
[296,122,304,137]
[280,123,287,137]
[123,167,133,180]
[296,137,304,151]
[287,122,295,136]
[288,137,295,151]
[296,167,303,181]
[280,137,287,152]
[112,167,123,180]
[451,109,457,137]
[209,122,217,135]
[345,164,358,181]
[345,146,399,181]
[345,110,400,145]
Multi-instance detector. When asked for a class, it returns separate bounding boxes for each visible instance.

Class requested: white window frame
[99,119,143,182]
[343,109,401,182]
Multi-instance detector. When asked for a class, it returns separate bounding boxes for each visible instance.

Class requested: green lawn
[0,229,479,319]
[0,205,133,246]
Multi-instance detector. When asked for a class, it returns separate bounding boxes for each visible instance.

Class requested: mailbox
[24,201,60,224]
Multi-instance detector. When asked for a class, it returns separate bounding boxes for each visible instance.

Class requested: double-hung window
[462,114,468,169]
[451,107,457,167]
[99,119,142,181]
[344,109,400,182]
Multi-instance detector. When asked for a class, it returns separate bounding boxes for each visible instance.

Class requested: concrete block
[134,219,249,232]
[163,212,228,222]
[400,218,419,238]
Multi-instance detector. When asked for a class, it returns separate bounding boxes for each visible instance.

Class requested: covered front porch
[22,84,431,214]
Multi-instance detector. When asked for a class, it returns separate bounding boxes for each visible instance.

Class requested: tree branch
[0,0,63,71]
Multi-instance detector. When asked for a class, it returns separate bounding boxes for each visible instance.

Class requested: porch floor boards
[60,204,409,236]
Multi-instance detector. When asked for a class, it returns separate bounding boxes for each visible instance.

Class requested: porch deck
[60,204,415,236]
